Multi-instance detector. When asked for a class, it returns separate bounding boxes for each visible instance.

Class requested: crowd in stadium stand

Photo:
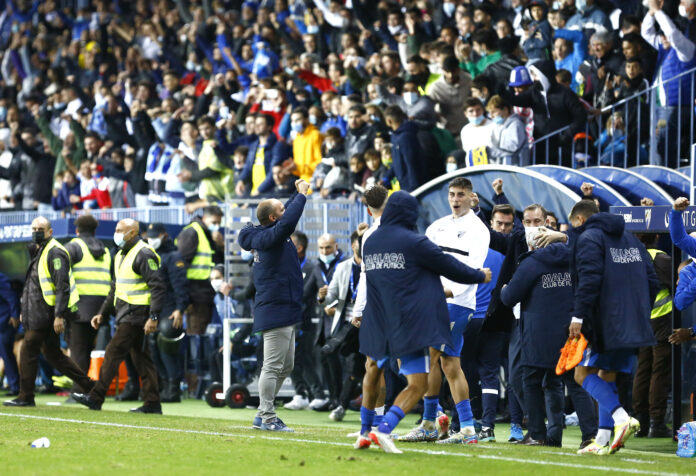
[0,0,692,212]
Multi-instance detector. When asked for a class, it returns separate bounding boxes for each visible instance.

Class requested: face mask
[319,253,335,265]
[525,226,542,250]
[478,50,487,58]
[309,114,318,125]
[446,163,457,173]
[32,231,45,243]
[680,5,689,17]
[403,92,419,106]
[240,249,254,261]
[493,116,505,125]
[468,115,484,126]
[186,60,196,71]
[208,224,220,233]
[387,25,402,36]
[575,0,587,11]
[113,232,126,248]
[307,25,319,34]
[443,2,456,16]
[291,122,305,133]
[369,114,380,122]
[148,237,162,250]
[210,278,223,293]
[54,181,62,189]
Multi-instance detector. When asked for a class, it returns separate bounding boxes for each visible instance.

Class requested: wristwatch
[149,314,159,322]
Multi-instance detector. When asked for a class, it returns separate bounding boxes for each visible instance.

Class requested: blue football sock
[360,406,376,434]
[455,399,474,429]
[378,406,405,434]
[583,374,621,420]
[423,396,439,422]
[437,402,443,413]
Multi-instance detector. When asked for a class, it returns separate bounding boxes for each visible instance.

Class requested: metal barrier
[530,65,696,169]
[0,206,195,226]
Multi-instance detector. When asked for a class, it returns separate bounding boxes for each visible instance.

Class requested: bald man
[238,179,310,431]
[73,219,166,413]
[4,217,93,407]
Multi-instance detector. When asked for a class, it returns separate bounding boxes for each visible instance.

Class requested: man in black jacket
[64,215,111,401]
[4,217,93,407]
[73,219,166,413]
[146,223,189,403]
[285,230,324,410]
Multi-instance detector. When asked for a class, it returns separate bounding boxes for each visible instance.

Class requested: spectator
[236,113,278,197]
[428,56,473,141]
[577,30,624,108]
[291,107,323,183]
[382,105,428,192]
[345,105,376,158]
[522,0,553,61]
[486,96,530,166]
[565,0,612,34]
[51,169,81,212]
[460,98,496,159]
[553,28,587,92]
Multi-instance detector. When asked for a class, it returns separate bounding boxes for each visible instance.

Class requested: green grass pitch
[0,395,692,475]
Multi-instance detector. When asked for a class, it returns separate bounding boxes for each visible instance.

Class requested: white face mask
[207,223,220,233]
[446,163,458,173]
[319,253,335,265]
[403,92,419,106]
[113,232,126,248]
[210,278,223,293]
[387,25,402,35]
[679,4,688,17]
[525,226,542,250]
[148,237,162,250]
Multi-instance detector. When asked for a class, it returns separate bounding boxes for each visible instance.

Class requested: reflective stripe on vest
[180,221,214,280]
[70,238,111,297]
[114,240,160,305]
[647,249,673,319]
[38,238,79,308]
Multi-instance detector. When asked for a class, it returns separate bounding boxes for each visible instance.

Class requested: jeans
[257,325,295,422]
[523,366,565,445]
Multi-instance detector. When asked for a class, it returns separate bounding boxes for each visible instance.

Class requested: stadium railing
[530,65,696,169]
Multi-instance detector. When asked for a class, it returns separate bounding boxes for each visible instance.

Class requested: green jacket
[462,51,502,78]
[37,115,87,177]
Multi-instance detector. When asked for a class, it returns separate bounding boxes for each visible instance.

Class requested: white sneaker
[308,398,329,410]
[369,430,403,454]
[284,395,309,410]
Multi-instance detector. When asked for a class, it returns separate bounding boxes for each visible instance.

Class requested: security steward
[64,215,111,399]
[146,222,188,403]
[73,219,166,413]
[633,233,673,438]
[176,205,223,396]
[4,217,93,407]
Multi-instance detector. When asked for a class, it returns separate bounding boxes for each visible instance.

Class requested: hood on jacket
[393,120,419,137]
[380,191,418,230]
[81,235,106,259]
[532,242,570,266]
[571,212,625,238]
[528,59,556,94]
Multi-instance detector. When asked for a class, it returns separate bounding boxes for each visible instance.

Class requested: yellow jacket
[292,124,323,182]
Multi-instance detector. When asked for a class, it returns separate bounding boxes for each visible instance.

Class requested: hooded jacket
[238,193,306,333]
[501,244,573,368]
[570,213,659,352]
[360,192,486,359]
[385,121,429,192]
[65,235,109,323]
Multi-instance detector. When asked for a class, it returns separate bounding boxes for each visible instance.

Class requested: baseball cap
[147,223,167,237]
[508,66,533,87]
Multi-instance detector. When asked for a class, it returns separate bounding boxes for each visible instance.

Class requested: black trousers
[339,352,365,408]
[67,321,97,391]
[90,322,159,405]
[291,326,323,400]
[323,351,343,402]
[633,314,672,421]
[19,327,92,401]
[523,366,564,445]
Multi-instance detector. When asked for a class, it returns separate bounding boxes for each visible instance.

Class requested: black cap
[147,222,167,237]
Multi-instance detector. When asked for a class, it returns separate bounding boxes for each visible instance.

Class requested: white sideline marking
[0,412,684,475]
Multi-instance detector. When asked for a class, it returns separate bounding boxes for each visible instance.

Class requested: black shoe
[115,381,140,401]
[72,392,102,410]
[648,422,672,438]
[515,434,545,446]
[477,427,496,442]
[2,389,19,397]
[3,397,35,407]
[635,413,649,437]
[130,404,162,414]
[578,439,594,450]
[160,380,181,403]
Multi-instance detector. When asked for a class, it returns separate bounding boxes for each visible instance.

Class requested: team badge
[148,259,159,270]
[53,258,61,270]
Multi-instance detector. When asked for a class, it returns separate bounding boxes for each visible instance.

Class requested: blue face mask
[370,114,380,123]
[307,25,319,34]
[493,116,505,125]
[309,114,318,125]
[240,249,254,262]
[468,115,484,126]
[443,2,456,16]
[319,253,335,265]
[291,122,305,133]
[403,92,419,106]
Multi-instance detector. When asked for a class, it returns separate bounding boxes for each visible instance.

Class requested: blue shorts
[580,347,637,374]
[398,348,431,376]
[439,304,474,357]
[367,356,389,369]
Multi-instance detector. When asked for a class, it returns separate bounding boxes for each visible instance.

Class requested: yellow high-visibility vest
[647,249,673,319]
[114,240,160,305]
[38,238,79,308]
[178,221,214,280]
[69,238,111,297]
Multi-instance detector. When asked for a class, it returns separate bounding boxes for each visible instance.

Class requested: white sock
[596,428,612,446]
[375,405,385,416]
[422,419,436,430]
[612,407,630,426]
[462,425,476,436]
